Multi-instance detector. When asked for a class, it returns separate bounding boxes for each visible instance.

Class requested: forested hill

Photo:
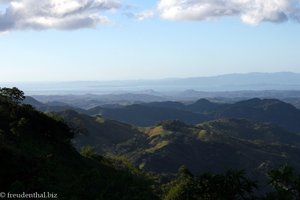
[86,98,300,132]
[25,93,300,133]
[60,109,300,176]
[0,88,158,200]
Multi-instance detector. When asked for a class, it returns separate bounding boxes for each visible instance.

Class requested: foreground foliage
[162,166,257,200]
[162,165,300,200]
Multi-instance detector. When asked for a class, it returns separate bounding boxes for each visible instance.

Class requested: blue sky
[0,0,300,82]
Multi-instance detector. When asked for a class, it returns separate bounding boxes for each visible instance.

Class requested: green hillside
[134,120,300,175]
[58,110,148,155]
[59,108,300,182]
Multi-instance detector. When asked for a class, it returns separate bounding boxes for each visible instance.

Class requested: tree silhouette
[0,87,25,104]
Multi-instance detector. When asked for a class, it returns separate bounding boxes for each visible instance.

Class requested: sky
[0,0,300,82]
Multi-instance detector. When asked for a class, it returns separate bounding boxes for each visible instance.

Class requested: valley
[25,93,300,186]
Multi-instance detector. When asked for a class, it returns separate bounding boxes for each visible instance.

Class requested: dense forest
[1,87,300,199]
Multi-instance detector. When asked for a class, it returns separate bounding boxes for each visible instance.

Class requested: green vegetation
[2,88,300,199]
[266,164,300,200]
[146,140,170,153]
[0,87,25,104]
[161,165,300,200]
[59,107,300,178]
[162,166,257,200]
[145,125,172,138]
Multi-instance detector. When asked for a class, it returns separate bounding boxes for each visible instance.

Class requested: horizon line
[0,71,298,84]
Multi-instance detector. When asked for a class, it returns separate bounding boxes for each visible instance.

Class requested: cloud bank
[1,0,299,33]
[158,0,300,25]
[0,0,120,32]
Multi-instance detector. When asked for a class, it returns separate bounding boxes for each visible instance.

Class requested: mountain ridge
[85,98,300,133]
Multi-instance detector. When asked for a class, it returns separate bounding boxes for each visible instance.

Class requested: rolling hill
[130,119,300,174]
[86,98,300,133]
[218,98,300,132]
[58,110,148,154]
[58,110,300,182]
[25,95,300,133]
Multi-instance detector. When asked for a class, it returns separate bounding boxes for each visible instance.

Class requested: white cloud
[157,0,300,25]
[0,0,120,32]
[0,0,14,3]
[134,10,154,21]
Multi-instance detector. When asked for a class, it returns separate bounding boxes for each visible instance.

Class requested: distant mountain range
[4,72,300,95]
[27,90,300,110]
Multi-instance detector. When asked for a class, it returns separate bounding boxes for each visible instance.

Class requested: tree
[163,166,197,200]
[266,165,300,200]
[80,146,97,158]
[162,166,257,200]
[0,87,25,104]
